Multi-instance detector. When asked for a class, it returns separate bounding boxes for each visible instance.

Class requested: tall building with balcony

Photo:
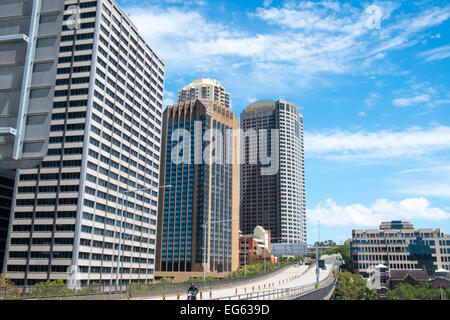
[156,89,240,281]
[178,78,231,108]
[240,100,306,244]
[3,0,165,287]
[351,221,450,277]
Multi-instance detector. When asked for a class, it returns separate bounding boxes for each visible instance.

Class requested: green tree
[320,239,351,272]
[30,279,73,298]
[227,262,276,278]
[0,274,21,300]
[334,271,378,300]
[387,283,445,300]
[280,255,304,266]
[77,281,102,296]
[187,276,216,283]
[159,276,173,284]
[314,240,336,247]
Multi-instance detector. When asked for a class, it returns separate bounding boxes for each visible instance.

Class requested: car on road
[294,263,300,268]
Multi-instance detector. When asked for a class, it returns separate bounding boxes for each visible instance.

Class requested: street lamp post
[115,185,171,292]
[240,234,253,277]
[267,236,283,271]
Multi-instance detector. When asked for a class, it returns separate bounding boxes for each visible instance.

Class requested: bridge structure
[142,254,341,301]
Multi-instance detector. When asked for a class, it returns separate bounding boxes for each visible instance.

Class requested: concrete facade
[351,221,450,277]
[3,0,165,286]
[178,78,231,109]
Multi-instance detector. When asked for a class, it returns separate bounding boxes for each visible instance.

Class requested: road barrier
[213,259,339,301]
[7,264,295,300]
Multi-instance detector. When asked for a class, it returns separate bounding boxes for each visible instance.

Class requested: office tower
[240,100,306,244]
[3,0,165,287]
[0,0,65,276]
[351,221,450,277]
[156,94,240,281]
[178,78,231,108]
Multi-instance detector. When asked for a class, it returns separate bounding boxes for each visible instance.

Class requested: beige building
[178,78,231,108]
[156,92,240,282]
[4,0,165,287]
[239,226,276,268]
[351,221,450,278]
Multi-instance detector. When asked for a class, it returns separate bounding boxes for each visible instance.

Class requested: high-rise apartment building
[351,221,450,277]
[3,0,165,287]
[178,78,231,108]
[0,175,15,273]
[240,100,306,244]
[0,0,65,271]
[156,93,240,281]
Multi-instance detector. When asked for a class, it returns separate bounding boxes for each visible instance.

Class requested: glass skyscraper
[156,84,240,280]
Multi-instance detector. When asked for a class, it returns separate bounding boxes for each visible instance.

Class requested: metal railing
[1,264,292,300]
[213,260,339,301]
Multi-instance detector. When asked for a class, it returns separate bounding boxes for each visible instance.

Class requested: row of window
[19,172,80,181]
[13,211,76,219]
[9,251,72,259]
[12,224,76,232]
[16,198,78,207]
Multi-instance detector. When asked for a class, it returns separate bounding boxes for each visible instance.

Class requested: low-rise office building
[239,226,275,268]
[351,221,450,277]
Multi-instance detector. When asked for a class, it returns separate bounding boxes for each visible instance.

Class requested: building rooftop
[390,269,429,281]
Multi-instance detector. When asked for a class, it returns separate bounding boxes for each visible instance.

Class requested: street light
[202,218,239,283]
[268,236,284,270]
[115,184,172,292]
[239,234,253,277]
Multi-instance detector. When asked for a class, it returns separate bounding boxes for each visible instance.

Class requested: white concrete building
[4,0,165,287]
[178,78,230,108]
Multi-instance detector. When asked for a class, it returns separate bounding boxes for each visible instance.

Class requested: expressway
[143,255,337,300]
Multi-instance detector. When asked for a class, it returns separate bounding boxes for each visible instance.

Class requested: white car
[294,263,300,268]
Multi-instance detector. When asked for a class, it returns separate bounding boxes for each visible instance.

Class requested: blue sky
[117,0,450,244]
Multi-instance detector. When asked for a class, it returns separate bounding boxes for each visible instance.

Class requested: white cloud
[393,94,431,107]
[418,45,450,62]
[120,1,450,95]
[397,165,450,176]
[392,166,450,198]
[307,198,450,227]
[163,91,176,107]
[305,125,450,162]
[401,185,450,198]
[364,92,380,108]
[263,0,272,8]
[391,80,449,108]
